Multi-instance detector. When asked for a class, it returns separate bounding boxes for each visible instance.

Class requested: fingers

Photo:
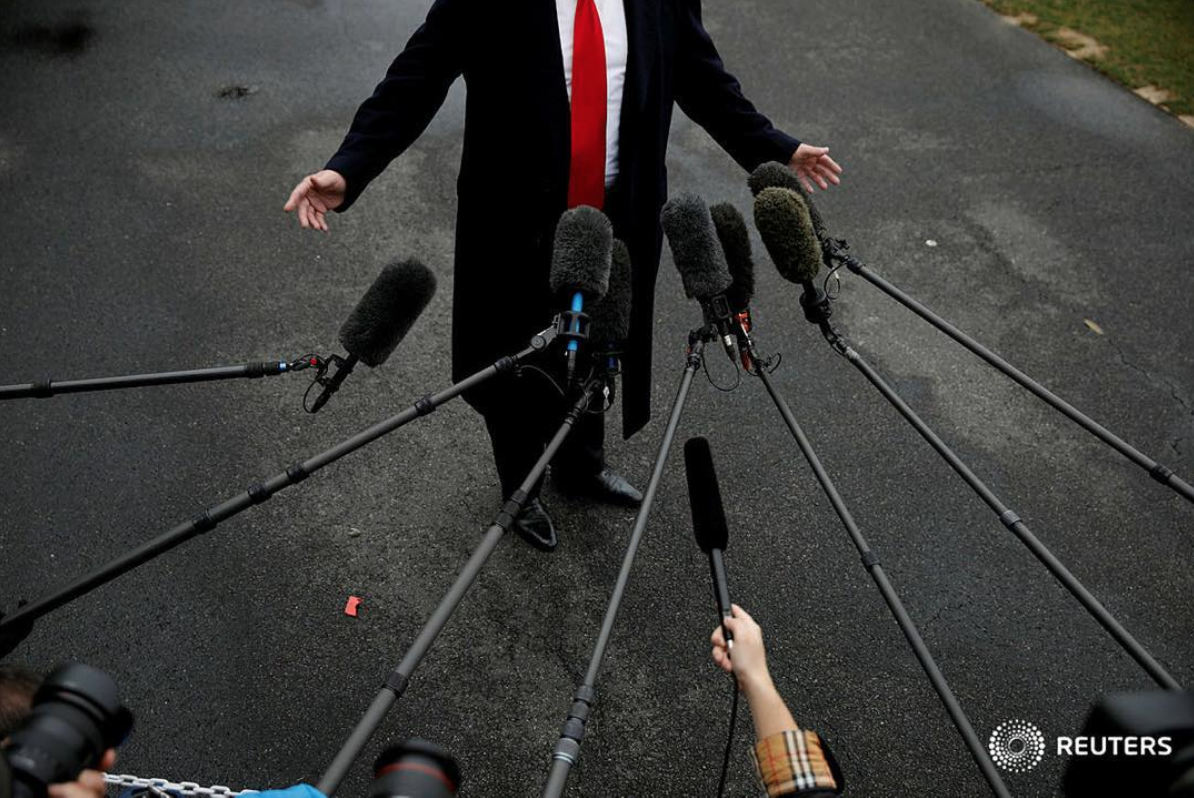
[816,163,842,186]
[711,646,733,674]
[283,180,308,212]
[711,624,726,648]
[100,749,117,771]
[798,173,817,194]
[309,195,330,232]
[799,144,829,157]
[821,153,843,174]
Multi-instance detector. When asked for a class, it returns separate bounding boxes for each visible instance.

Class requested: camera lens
[369,739,460,798]
[4,663,133,798]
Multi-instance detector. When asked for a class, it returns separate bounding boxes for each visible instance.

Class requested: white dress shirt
[555,0,628,188]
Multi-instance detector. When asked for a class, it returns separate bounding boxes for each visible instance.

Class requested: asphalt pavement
[1,1,1192,797]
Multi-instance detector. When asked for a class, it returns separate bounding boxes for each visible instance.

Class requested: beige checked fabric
[749,728,840,796]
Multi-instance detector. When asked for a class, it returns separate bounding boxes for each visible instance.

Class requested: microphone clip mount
[555,309,591,352]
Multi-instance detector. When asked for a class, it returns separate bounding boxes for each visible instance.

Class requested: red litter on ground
[344,596,362,617]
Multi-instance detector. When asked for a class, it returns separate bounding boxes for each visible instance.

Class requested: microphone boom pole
[540,333,708,798]
[832,247,1194,506]
[317,372,606,796]
[746,347,1012,798]
[0,326,562,644]
[815,321,1181,690]
[0,359,304,400]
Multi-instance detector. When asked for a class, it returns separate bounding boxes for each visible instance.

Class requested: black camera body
[1064,690,1194,798]
[369,740,460,798]
[2,663,133,798]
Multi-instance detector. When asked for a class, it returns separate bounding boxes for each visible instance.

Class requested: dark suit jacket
[327,0,799,437]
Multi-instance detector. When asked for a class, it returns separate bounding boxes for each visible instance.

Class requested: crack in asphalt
[1104,337,1194,458]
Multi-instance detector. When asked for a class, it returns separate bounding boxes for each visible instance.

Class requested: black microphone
[710,203,757,370]
[684,436,733,647]
[549,206,613,384]
[748,160,831,245]
[588,240,633,360]
[585,239,633,405]
[661,193,739,362]
[752,186,832,327]
[311,259,438,412]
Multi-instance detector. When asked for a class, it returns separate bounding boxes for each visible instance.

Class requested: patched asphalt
[1,2,1191,797]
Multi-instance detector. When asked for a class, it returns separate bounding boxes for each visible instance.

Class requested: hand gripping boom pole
[540,335,708,798]
[832,246,1194,506]
[742,340,1011,798]
[317,374,604,796]
[0,327,561,650]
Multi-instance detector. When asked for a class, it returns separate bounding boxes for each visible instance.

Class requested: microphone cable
[716,677,740,798]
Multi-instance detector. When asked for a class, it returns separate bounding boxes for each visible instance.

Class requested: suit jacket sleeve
[673,0,801,172]
[325,0,468,211]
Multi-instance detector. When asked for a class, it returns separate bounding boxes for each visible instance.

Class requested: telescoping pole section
[0,360,299,400]
[540,336,707,798]
[822,328,1180,691]
[752,363,1012,798]
[0,330,559,639]
[318,376,604,796]
[837,252,1194,506]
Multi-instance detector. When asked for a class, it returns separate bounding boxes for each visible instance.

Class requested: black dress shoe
[511,497,558,552]
[556,468,643,507]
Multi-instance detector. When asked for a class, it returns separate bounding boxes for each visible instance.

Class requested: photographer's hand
[47,749,115,798]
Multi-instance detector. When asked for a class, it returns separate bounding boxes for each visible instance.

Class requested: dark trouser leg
[481,396,552,499]
[553,406,605,482]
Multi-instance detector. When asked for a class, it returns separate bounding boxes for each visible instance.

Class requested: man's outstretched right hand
[284,170,347,232]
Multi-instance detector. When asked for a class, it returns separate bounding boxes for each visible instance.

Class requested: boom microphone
[711,203,753,314]
[550,206,613,384]
[312,259,438,412]
[711,203,757,370]
[588,240,633,354]
[661,194,738,362]
[748,160,829,243]
[683,436,733,646]
[752,187,832,327]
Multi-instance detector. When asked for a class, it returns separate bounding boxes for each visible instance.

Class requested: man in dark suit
[285,0,841,551]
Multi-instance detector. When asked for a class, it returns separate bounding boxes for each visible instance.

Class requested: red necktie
[567,0,607,210]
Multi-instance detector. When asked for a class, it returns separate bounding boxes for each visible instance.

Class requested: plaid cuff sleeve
[749,729,841,797]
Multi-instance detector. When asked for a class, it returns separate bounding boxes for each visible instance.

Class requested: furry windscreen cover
[661,193,732,300]
[589,239,633,345]
[710,202,754,313]
[747,161,828,240]
[752,188,823,285]
[338,259,437,368]
[549,205,613,300]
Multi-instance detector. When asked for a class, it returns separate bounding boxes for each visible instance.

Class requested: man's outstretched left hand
[789,144,842,194]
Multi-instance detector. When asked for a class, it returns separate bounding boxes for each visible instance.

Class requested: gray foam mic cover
[661,193,732,300]
[338,259,437,368]
[710,202,754,313]
[748,161,828,240]
[589,239,633,345]
[549,205,613,300]
[752,188,823,285]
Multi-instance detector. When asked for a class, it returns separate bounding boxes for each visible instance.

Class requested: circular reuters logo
[988,719,1046,773]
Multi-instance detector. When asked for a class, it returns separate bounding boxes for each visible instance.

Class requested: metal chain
[103,773,260,797]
